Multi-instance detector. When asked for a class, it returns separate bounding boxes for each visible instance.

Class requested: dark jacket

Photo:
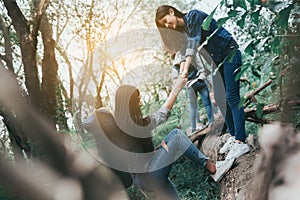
[183,9,238,64]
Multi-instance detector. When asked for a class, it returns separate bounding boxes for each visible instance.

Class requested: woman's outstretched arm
[163,75,187,110]
[146,75,187,129]
[180,55,193,78]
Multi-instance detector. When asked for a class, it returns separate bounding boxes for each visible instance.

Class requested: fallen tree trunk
[190,98,300,142]
[188,99,300,134]
[187,108,257,199]
[202,131,258,200]
[245,100,300,122]
[189,113,299,199]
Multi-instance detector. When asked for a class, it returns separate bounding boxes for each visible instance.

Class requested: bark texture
[191,115,299,200]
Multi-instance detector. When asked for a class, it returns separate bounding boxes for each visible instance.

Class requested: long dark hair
[155,5,187,53]
[114,85,153,153]
[115,85,146,126]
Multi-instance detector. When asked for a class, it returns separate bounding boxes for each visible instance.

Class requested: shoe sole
[210,158,235,182]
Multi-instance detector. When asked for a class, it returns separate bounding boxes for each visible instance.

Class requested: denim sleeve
[185,10,205,57]
[147,106,171,129]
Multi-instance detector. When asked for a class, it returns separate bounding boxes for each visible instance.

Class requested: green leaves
[237,12,247,28]
[233,0,247,10]
[202,5,218,31]
[256,102,265,119]
[239,37,270,56]
[239,96,247,108]
[240,38,255,54]
[203,3,240,31]
[274,3,294,30]
[217,16,232,28]
[251,10,260,26]
[218,10,240,27]
[256,37,270,51]
[247,0,261,7]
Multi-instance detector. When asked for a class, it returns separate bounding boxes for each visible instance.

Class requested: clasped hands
[180,69,207,80]
[197,71,207,81]
[179,71,188,78]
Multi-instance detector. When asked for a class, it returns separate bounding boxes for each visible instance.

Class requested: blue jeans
[135,129,208,199]
[188,80,214,131]
[213,50,246,142]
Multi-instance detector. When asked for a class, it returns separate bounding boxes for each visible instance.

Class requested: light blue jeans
[188,80,214,132]
[134,129,208,199]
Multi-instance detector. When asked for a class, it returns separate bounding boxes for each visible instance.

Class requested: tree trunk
[40,12,59,126]
[0,15,14,72]
[56,81,70,131]
[192,112,299,199]
[2,0,41,107]
[199,129,258,200]
[190,113,258,200]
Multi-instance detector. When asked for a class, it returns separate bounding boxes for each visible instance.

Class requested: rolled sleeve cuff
[172,52,185,66]
[148,107,171,128]
[157,107,171,120]
[185,48,196,57]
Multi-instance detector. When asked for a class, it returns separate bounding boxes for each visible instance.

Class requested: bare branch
[244,79,273,107]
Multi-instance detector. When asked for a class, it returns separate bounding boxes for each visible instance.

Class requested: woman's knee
[169,128,183,136]
[165,129,184,141]
[226,92,240,108]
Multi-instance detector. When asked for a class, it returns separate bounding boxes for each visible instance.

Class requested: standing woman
[155,5,250,160]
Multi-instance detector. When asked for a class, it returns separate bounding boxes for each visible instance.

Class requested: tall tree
[37,0,59,125]
[0,0,61,159]
[2,0,42,107]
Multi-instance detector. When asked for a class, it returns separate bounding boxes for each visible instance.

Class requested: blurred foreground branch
[0,64,128,200]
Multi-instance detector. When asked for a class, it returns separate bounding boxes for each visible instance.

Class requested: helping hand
[198,72,207,80]
[180,69,188,78]
[173,75,188,94]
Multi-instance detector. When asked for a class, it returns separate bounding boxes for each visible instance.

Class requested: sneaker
[196,123,205,130]
[219,136,235,154]
[225,142,250,160]
[210,157,235,182]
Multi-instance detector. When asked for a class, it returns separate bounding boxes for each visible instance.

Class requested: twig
[244,79,273,107]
